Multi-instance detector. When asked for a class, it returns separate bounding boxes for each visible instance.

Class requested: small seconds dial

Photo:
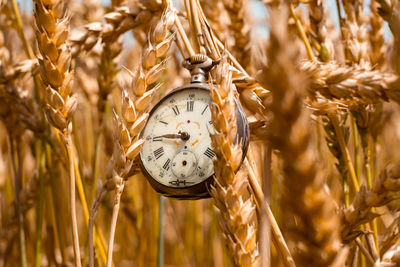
[140,88,216,189]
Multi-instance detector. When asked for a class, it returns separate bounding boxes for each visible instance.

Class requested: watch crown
[189,54,209,64]
[182,54,218,84]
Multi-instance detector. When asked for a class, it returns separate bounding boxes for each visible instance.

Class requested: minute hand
[158,134,181,139]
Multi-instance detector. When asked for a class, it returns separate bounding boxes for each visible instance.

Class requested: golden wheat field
[3,0,400,266]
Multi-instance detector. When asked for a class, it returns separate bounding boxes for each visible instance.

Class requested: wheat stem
[196,0,221,58]
[329,114,360,192]
[351,117,361,179]
[245,159,296,267]
[157,196,165,267]
[260,144,271,267]
[289,4,315,61]
[10,0,34,59]
[73,145,108,266]
[106,180,124,267]
[45,144,67,263]
[215,38,248,74]
[34,142,45,267]
[189,0,204,48]
[355,238,376,266]
[183,0,200,52]
[9,136,27,267]
[175,16,196,57]
[66,134,82,267]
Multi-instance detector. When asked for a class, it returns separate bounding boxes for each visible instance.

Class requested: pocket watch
[139,55,249,199]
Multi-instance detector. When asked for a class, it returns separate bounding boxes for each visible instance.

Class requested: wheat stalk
[33,0,81,266]
[209,57,259,267]
[88,5,174,266]
[260,4,344,266]
[222,0,251,70]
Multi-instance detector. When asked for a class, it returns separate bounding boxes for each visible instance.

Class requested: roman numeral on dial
[163,159,171,170]
[172,105,180,115]
[187,101,194,112]
[204,147,215,158]
[201,105,208,115]
[152,136,162,141]
[154,147,164,159]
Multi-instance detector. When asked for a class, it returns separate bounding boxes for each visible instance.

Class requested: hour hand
[154,131,190,141]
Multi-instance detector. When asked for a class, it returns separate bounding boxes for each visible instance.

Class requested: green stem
[329,114,360,192]
[351,117,361,181]
[157,196,165,267]
[11,0,33,59]
[46,144,67,263]
[35,142,46,267]
[365,135,379,256]
[9,136,27,267]
[289,4,315,61]
[66,134,82,267]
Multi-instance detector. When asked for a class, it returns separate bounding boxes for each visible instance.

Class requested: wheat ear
[300,61,400,104]
[97,35,122,128]
[380,245,400,266]
[88,6,175,266]
[0,59,38,84]
[342,162,400,242]
[260,4,344,266]
[209,57,259,267]
[70,0,164,57]
[341,0,370,64]
[307,0,336,62]
[369,0,386,67]
[222,0,251,70]
[33,0,81,266]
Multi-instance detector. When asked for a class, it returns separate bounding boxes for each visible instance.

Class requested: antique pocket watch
[139,55,249,199]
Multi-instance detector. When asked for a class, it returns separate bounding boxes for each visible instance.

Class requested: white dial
[140,88,216,188]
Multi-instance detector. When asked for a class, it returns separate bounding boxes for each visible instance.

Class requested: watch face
[140,86,216,189]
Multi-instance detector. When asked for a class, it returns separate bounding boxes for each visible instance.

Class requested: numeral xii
[187,101,194,112]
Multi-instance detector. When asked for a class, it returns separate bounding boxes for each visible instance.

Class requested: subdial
[171,150,198,179]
